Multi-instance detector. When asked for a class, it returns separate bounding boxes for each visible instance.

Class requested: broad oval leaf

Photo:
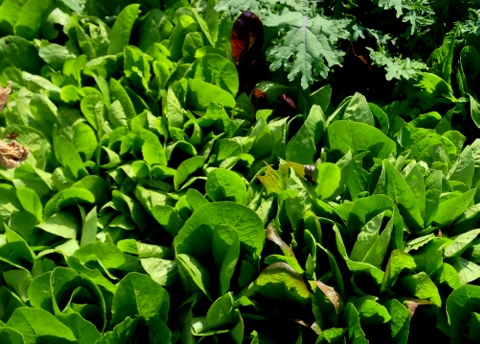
[174,202,265,264]
[187,79,236,110]
[447,284,480,344]
[110,272,170,327]
[327,120,396,159]
[6,307,77,343]
[185,54,239,96]
[254,262,311,305]
[206,168,247,205]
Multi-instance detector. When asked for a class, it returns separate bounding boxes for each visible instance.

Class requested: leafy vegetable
[0,1,479,343]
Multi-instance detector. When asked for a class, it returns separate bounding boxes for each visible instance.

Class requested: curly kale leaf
[215,0,306,16]
[214,0,264,16]
[457,9,480,38]
[264,10,350,89]
[216,0,350,89]
[368,48,427,80]
[402,0,435,36]
[375,0,404,17]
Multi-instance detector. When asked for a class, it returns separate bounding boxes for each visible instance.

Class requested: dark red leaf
[279,94,296,109]
[230,11,264,66]
[251,89,268,110]
[231,11,265,93]
[275,94,297,117]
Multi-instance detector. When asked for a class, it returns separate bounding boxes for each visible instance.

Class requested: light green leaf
[445,229,480,258]
[36,211,78,239]
[286,104,326,164]
[328,120,396,159]
[110,272,169,327]
[381,250,416,292]
[187,79,236,110]
[263,10,350,89]
[433,189,476,227]
[6,308,77,343]
[174,156,205,190]
[253,262,311,305]
[0,327,24,344]
[54,136,89,180]
[358,300,391,326]
[447,145,475,189]
[401,272,441,306]
[385,299,410,344]
[141,258,178,287]
[343,302,368,344]
[79,206,97,247]
[175,202,265,264]
[454,257,480,284]
[185,54,238,95]
[471,95,480,129]
[15,187,42,223]
[44,188,95,218]
[206,168,247,205]
[15,0,54,40]
[151,205,184,237]
[374,159,424,230]
[72,122,97,162]
[314,163,341,200]
[107,4,141,55]
[343,92,375,126]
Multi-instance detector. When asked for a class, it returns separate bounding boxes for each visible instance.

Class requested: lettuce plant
[0,0,478,343]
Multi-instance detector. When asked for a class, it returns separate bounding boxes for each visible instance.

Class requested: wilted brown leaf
[403,298,434,318]
[0,140,29,168]
[5,132,19,140]
[314,281,343,314]
[0,81,12,112]
[266,224,295,256]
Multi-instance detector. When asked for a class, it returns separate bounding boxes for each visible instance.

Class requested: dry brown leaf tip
[0,81,12,112]
[314,280,343,314]
[0,140,29,169]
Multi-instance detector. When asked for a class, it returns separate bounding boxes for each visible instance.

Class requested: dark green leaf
[212,224,240,295]
[56,313,101,344]
[446,285,480,344]
[177,253,212,300]
[343,302,368,344]
[0,327,24,344]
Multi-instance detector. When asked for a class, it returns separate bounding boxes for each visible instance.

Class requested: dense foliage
[0,0,480,343]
